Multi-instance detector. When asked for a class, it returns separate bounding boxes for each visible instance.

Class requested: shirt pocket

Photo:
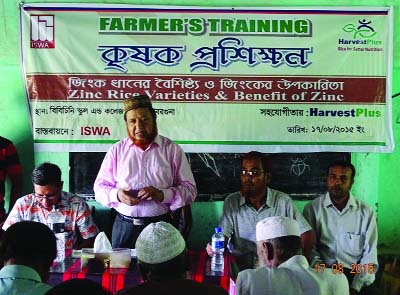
[341,232,364,257]
[150,163,173,185]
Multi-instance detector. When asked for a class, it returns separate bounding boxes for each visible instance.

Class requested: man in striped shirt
[3,162,98,250]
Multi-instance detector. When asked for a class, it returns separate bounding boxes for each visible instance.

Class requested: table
[49,250,234,294]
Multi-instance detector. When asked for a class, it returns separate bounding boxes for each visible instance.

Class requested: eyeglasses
[241,170,264,177]
[33,190,59,201]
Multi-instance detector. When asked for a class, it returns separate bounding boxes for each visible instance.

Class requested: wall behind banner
[0,0,399,251]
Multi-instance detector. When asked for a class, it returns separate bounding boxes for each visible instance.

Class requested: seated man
[117,221,228,295]
[236,216,348,295]
[0,221,57,295]
[303,160,379,295]
[3,162,99,250]
[207,151,314,270]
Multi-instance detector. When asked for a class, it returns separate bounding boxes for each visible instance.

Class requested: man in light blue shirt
[0,221,57,295]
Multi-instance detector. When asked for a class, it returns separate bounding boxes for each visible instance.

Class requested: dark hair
[137,250,187,282]
[267,235,302,262]
[327,160,356,179]
[32,162,62,186]
[0,221,57,268]
[242,151,272,173]
[45,278,109,295]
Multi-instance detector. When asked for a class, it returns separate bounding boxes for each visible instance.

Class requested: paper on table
[93,232,112,253]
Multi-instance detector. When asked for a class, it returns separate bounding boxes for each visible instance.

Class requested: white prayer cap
[256,216,300,241]
[135,221,185,264]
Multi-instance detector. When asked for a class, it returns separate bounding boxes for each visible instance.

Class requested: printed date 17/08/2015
[311,125,365,134]
[314,263,375,274]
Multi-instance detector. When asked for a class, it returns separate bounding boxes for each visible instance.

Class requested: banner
[20,4,394,152]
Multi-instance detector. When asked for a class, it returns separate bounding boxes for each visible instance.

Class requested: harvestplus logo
[30,15,55,49]
[338,19,382,51]
[342,19,377,39]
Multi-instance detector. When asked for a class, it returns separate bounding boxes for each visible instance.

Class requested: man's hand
[117,188,140,206]
[137,186,164,202]
[206,242,213,257]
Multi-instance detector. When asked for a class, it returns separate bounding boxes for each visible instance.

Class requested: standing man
[236,216,348,295]
[0,136,22,223]
[303,160,379,295]
[94,94,197,248]
[3,162,98,250]
[207,151,314,270]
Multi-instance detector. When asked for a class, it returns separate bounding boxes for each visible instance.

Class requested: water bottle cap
[214,227,222,233]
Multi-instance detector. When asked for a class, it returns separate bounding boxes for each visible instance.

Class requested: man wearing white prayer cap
[236,216,349,295]
[116,221,228,295]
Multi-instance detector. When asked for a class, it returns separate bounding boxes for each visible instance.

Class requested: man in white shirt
[0,221,57,295]
[236,216,348,295]
[303,160,379,295]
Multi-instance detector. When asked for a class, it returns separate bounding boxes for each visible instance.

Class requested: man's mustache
[330,186,344,194]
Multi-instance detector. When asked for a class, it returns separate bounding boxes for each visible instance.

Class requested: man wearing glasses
[206,151,314,270]
[2,162,98,250]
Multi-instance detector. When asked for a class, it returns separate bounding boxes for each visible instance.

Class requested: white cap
[135,221,185,264]
[256,216,300,242]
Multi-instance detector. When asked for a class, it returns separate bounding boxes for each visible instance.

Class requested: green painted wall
[0,0,399,251]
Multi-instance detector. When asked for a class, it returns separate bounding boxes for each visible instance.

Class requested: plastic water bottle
[211,227,224,273]
[47,205,66,262]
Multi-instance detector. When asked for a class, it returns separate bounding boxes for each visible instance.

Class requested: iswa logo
[342,19,377,39]
[30,15,55,49]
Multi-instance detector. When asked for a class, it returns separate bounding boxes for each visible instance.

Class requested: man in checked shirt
[3,162,98,250]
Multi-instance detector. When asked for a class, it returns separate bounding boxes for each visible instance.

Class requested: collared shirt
[2,192,99,249]
[94,135,197,217]
[236,255,349,295]
[220,188,311,267]
[0,136,22,204]
[0,265,51,295]
[303,192,378,291]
